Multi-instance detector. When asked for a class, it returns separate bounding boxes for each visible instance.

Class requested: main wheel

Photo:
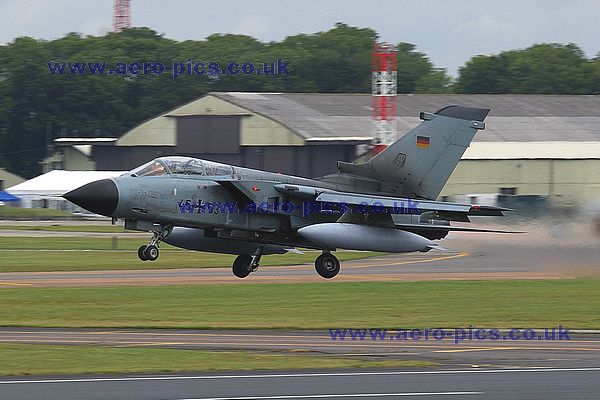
[144,245,159,261]
[232,254,252,278]
[138,245,148,261]
[315,253,340,279]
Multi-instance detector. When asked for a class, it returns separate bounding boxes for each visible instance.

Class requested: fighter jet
[64,105,514,279]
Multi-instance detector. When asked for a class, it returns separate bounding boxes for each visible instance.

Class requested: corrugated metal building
[49,93,600,202]
[444,142,600,204]
[91,92,373,177]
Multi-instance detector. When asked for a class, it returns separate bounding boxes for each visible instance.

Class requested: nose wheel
[315,252,340,279]
[138,245,149,261]
[137,226,172,262]
[137,244,160,261]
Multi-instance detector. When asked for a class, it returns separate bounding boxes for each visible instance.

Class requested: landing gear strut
[315,252,340,279]
[137,226,172,262]
[232,245,264,278]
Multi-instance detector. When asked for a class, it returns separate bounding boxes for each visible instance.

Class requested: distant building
[48,92,374,178]
[46,93,600,203]
[443,142,600,205]
[41,139,115,173]
[0,168,25,191]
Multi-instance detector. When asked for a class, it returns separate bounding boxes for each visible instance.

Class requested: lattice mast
[372,43,398,148]
[113,0,131,33]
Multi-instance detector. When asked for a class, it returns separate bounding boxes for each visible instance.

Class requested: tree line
[1,23,599,177]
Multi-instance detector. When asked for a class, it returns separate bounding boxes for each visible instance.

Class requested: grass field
[0,224,125,233]
[2,223,594,377]
[0,207,74,218]
[1,280,599,329]
[0,237,379,272]
[0,344,432,376]
[0,236,151,250]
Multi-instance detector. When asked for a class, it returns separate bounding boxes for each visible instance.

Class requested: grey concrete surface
[1,367,600,400]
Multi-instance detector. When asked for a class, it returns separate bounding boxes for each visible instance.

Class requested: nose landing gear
[137,226,172,262]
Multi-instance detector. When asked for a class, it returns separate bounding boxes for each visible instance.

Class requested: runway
[0,251,569,287]
[0,222,598,288]
[1,223,598,287]
[0,242,590,287]
[1,328,599,369]
[2,367,600,400]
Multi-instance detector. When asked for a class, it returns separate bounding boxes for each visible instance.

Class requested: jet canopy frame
[128,156,233,177]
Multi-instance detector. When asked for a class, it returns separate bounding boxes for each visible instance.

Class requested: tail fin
[337,105,490,200]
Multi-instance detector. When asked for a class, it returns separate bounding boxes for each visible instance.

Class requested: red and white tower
[113,0,131,33]
[371,42,397,150]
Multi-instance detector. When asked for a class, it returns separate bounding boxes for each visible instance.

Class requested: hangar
[444,142,600,204]
[44,93,600,203]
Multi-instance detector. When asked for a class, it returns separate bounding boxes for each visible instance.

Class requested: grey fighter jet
[64,105,514,279]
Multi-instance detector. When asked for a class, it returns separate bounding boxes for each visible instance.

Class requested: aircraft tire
[144,245,160,261]
[233,254,252,278]
[138,245,149,261]
[315,253,340,279]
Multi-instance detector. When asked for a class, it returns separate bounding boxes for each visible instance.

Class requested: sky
[1,0,599,76]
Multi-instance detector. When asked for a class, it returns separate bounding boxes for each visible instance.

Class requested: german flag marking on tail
[416,135,430,149]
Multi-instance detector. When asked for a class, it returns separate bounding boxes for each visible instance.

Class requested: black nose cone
[63,179,119,216]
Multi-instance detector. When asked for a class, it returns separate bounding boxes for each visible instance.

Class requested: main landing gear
[138,226,172,262]
[314,252,340,279]
[231,248,341,279]
[232,245,264,278]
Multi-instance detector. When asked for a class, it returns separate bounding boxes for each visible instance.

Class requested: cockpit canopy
[128,156,233,177]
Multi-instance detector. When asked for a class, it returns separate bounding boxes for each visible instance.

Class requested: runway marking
[0,253,466,283]
[0,282,32,287]
[1,274,564,287]
[4,330,600,345]
[1,367,600,385]
[434,346,600,352]
[0,338,503,350]
[0,330,346,339]
[435,347,519,353]
[0,339,172,345]
[0,338,474,349]
[2,337,600,353]
[344,252,469,269]
[337,352,420,356]
[178,392,481,399]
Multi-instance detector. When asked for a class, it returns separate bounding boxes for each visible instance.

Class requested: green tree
[455,54,508,93]
[456,43,596,94]
[396,42,452,93]
[0,24,457,177]
[0,37,53,177]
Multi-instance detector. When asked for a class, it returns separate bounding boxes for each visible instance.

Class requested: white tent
[6,170,124,209]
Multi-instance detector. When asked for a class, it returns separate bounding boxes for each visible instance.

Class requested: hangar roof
[212,92,600,142]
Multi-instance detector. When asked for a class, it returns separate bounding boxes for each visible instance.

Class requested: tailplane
[337,105,490,200]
